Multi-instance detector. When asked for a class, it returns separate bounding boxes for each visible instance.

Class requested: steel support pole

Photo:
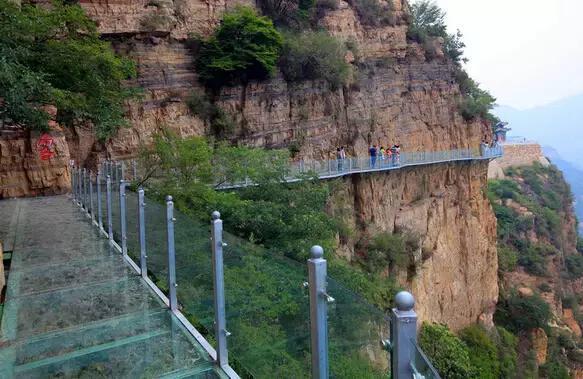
[77,167,82,205]
[132,160,138,180]
[120,161,125,181]
[211,211,229,368]
[166,196,178,312]
[89,173,94,222]
[390,291,417,379]
[106,175,113,242]
[97,171,103,231]
[119,180,128,257]
[71,166,76,202]
[138,187,147,279]
[308,245,329,379]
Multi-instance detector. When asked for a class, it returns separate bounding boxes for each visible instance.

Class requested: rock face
[531,328,548,366]
[329,161,498,331]
[0,126,71,198]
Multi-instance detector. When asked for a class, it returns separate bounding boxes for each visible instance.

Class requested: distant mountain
[544,147,583,235]
[495,94,583,170]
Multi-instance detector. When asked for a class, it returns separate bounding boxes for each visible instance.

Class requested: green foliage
[279,31,352,89]
[356,232,418,274]
[141,131,337,261]
[494,327,518,379]
[540,361,570,379]
[578,238,583,253]
[349,0,395,27]
[498,246,518,272]
[565,253,583,278]
[459,325,499,379]
[0,0,136,139]
[407,0,465,64]
[328,259,400,310]
[186,91,235,138]
[457,72,497,122]
[196,7,283,87]
[419,323,474,379]
[538,282,552,293]
[494,291,551,333]
[518,244,556,277]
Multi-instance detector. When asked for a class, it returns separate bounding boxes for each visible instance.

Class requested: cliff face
[330,161,498,331]
[66,0,488,163]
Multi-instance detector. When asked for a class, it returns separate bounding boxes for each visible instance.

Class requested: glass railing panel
[124,190,141,265]
[222,232,311,378]
[327,277,389,379]
[410,340,441,379]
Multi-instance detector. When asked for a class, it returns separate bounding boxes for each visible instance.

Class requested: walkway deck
[0,196,223,378]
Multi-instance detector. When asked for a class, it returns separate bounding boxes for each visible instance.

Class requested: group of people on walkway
[368,144,401,168]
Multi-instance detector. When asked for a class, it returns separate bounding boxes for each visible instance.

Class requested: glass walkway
[0,196,224,378]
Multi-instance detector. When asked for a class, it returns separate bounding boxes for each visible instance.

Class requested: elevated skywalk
[0,196,224,378]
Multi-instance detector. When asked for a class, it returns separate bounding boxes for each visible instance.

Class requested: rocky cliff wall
[66,0,489,165]
[329,161,498,331]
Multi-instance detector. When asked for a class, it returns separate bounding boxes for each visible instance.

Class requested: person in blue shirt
[369,145,377,168]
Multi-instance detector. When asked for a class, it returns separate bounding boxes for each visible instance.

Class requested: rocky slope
[488,158,583,376]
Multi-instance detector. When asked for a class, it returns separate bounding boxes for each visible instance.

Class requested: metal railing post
[119,180,128,257]
[71,165,77,202]
[211,211,229,368]
[138,187,147,279]
[106,175,113,242]
[390,291,417,379]
[97,171,103,231]
[89,172,94,222]
[81,168,86,209]
[308,245,330,379]
[166,196,178,312]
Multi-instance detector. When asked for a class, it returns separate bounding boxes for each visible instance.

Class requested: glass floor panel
[0,196,222,379]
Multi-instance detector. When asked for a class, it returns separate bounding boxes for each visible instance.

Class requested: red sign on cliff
[36,133,56,161]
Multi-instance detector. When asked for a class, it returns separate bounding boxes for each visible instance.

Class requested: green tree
[494,327,518,379]
[196,6,283,87]
[460,325,500,379]
[0,0,136,139]
[494,292,551,333]
[419,323,474,379]
[279,30,352,89]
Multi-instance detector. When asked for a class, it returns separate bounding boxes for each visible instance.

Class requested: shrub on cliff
[349,0,395,27]
[578,238,583,253]
[493,327,518,378]
[196,7,283,88]
[0,0,137,139]
[498,246,518,272]
[494,291,551,333]
[460,325,500,379]
[419,323,474,378]
[279,31,352,90]
[565,253,583,278]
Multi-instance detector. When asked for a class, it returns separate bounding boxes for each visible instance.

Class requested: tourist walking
[369,145,378,168]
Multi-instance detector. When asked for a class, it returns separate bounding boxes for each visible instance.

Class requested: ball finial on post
[166,195,173,202]
[211,211,221,220]
[310,245,324,259]
[395,291,415,311]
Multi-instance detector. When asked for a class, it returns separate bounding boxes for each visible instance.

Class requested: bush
[356,232,418,274]
[459,325,499,379]
[494,292,551,333]
[279,31,351,89]
[538,283,552,293]
[196,7,283,87]
[498,246,518,272]
[140,12,174,31]
[494,327,518,378]
[0,0,137,139]
[578,238,583,253]
[186,90,235,138]
[419,323,474,379]
[518,244,549,276]
[566,253,583,278]
[349,0,395,27]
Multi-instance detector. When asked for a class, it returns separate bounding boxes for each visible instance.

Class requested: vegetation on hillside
[0,0,137,139]
[195,7,283,88]
[408,0,498,123]
[488,162,581,377]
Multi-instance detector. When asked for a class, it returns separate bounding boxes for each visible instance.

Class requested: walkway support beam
[89,172,94,222]
[390,291,418,379]
[308,245,330,379]
[166,196,178,312]
[211,211,229,368]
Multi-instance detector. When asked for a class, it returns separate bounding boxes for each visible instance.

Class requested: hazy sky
[432,0,583,110]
